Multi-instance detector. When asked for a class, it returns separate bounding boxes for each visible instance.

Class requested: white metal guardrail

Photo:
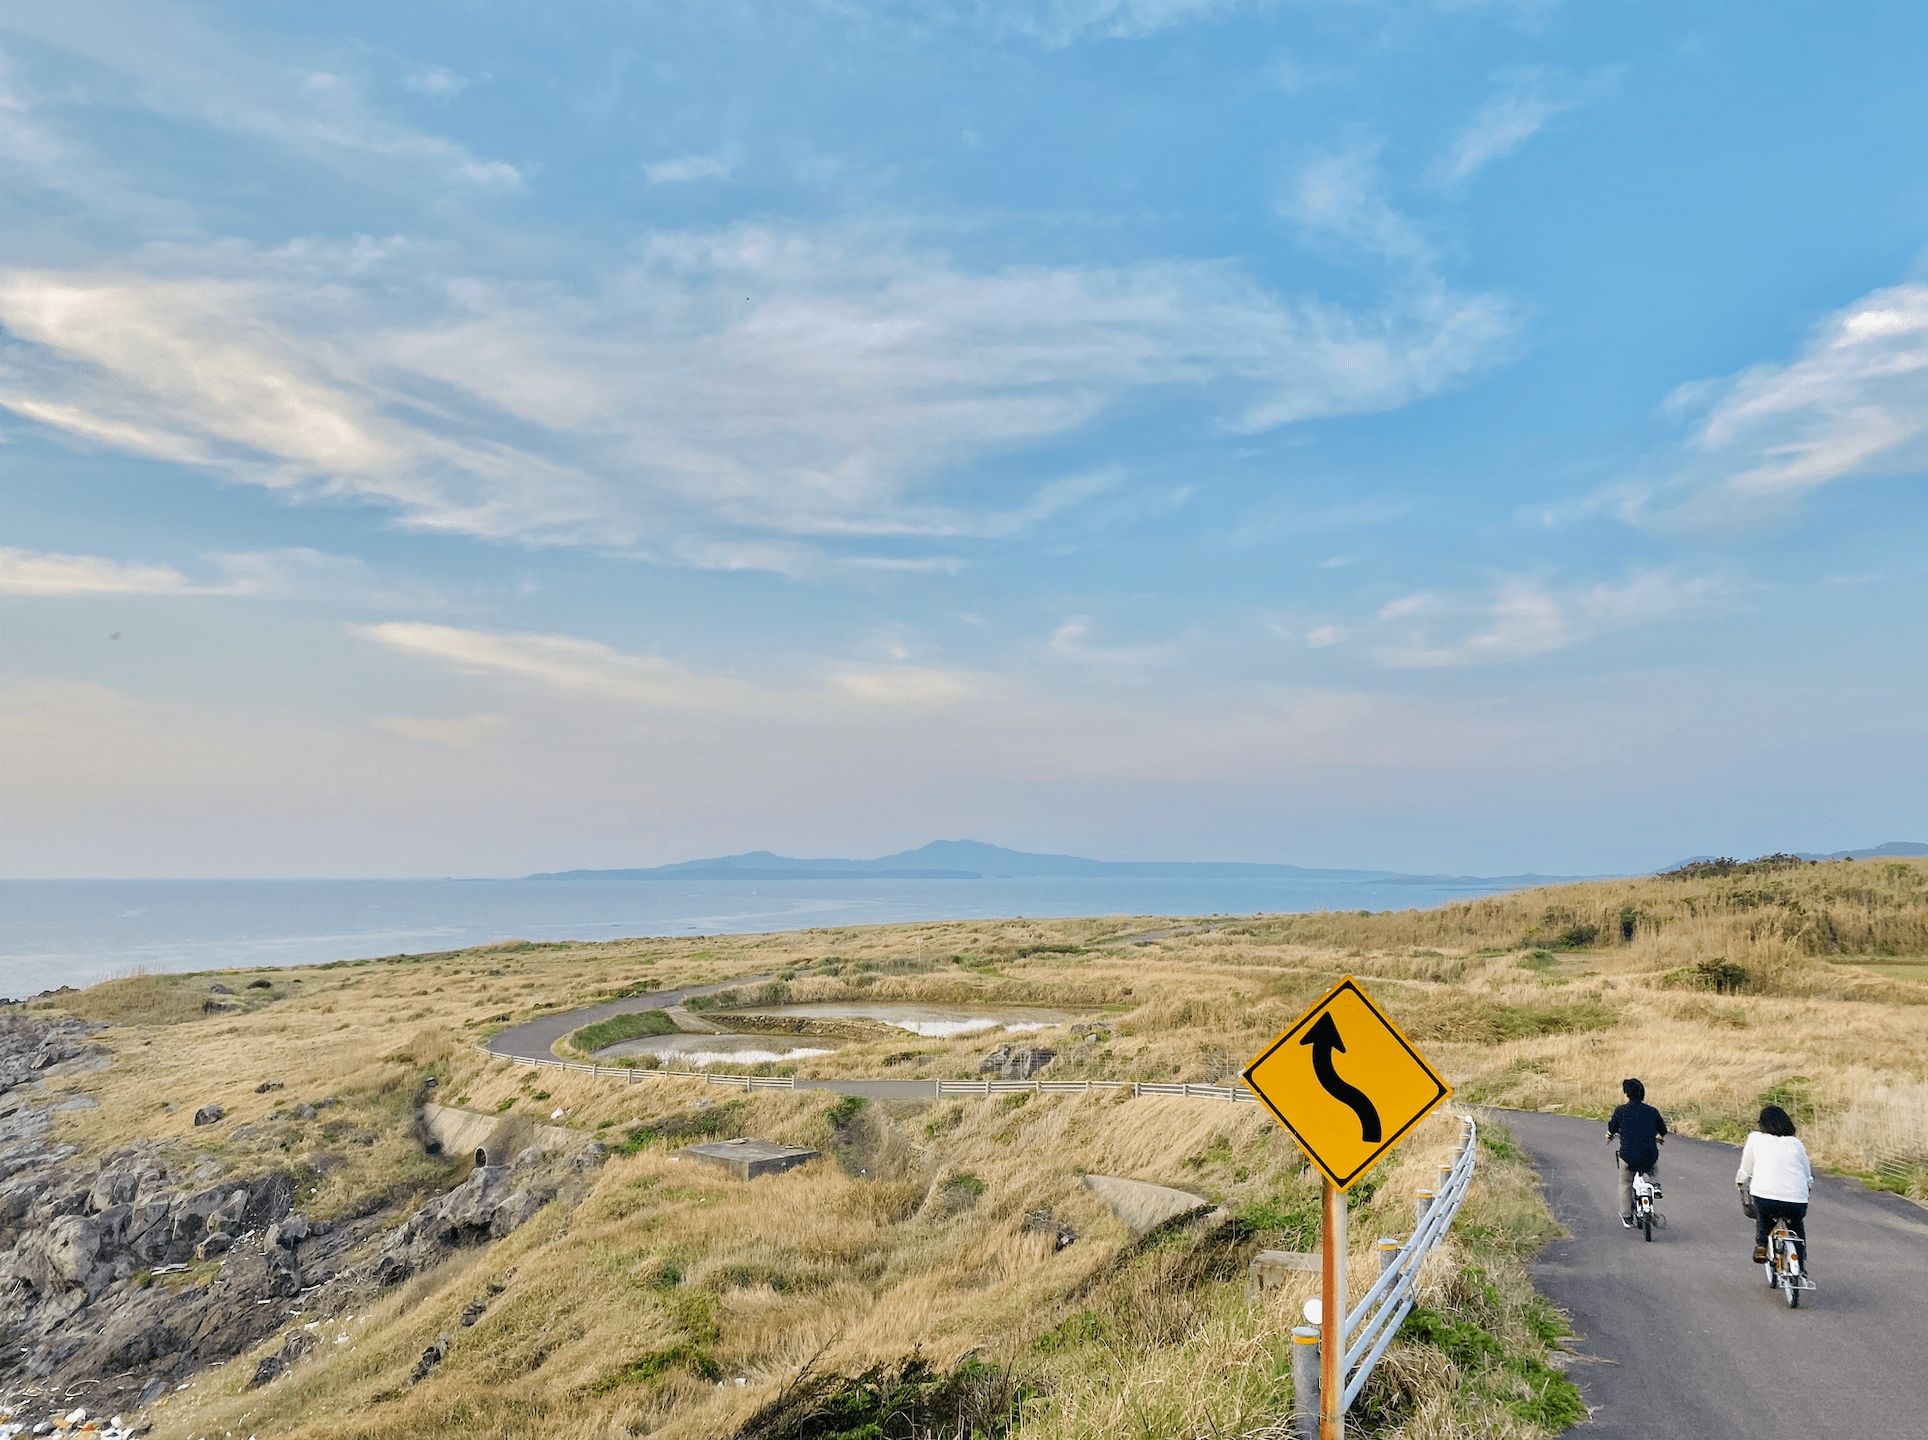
[1290,1115,1477,1435]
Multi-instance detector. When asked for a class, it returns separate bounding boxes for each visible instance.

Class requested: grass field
[23,855,1928,1438]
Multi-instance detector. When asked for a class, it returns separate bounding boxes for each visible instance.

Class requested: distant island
[525,839,1595,885]
[525,837,1928,884]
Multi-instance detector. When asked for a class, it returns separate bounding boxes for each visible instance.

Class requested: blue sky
[2,0,1925,878]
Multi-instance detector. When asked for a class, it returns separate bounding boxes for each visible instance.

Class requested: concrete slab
[1081,1174,1212,1236]
[1248,1249,1320,1297]
[685,1138,820,1180]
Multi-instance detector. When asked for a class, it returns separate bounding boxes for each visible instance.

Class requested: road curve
[1506,1109,1928,1438]
[484,976,774,1062]
[485,980,945,1099]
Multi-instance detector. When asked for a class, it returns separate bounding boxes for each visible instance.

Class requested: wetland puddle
[592,1033,836,1066]
[586,1000,1079,1064]
[724,1000,1077,1037]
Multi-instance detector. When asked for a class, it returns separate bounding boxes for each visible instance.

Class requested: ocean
[0,874,1535,999]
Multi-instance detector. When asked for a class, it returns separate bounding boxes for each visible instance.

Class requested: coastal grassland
[153,1091,1572,1440]
[20,855,1928,1437]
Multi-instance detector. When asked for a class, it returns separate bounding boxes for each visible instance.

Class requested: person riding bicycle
[1737,1103,1812,1265]
[1607,1077,1667,1229]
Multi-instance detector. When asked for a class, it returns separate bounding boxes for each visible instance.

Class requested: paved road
[1506,1110,1928,1438]
[486,981,943,1099]
[484,976,773,1062]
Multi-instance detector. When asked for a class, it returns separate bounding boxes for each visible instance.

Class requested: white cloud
[0,543,464,609]
[0,546,189,596]
[1365,570,1721,667]
[1284,569,1721,667]
[1046,615,1186,667]
[358,622,767,713]
[993,0,1244,46]
[1436,68,1617,185]
[1662,283,1928,518]
[404,67,482,99]
[356,621,993,714]
[643,151,736,184]
[0,4,519,187]
[1284,145,1433,268]
[375,713,507,747]
[0,229,1512,568]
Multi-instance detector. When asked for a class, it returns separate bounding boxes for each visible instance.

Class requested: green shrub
[826,1096,868,1129]
[1033,1310,1105,1352]
[586,1343,721,1394]
[572,1008,677,1052]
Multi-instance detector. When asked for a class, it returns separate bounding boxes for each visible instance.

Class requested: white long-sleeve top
[1736,1132,1813,1203]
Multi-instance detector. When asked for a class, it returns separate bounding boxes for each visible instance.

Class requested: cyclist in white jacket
[1736,1103,1813,1265]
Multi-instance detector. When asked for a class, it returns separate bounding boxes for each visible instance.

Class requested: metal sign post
[1242,976,1453,1440]
[1320,1178,1346,1440]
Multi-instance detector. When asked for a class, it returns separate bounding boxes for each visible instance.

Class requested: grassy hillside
[19,855,1927,1438]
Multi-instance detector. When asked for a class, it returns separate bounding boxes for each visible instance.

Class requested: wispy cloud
[0,4,519,187]
[356,621,994,713]
[0,546,190,596]
[991,0,1245,46]
[404,67,484,100]
[1292,568,1723,668]
[0,543,458,607]
[374,713,507,748]
[643,151,736,184]
[1283,144,1433,268]
[1571,282,1928,530]
[0,227,1511,571]
[1436,67,1618,185]
[1671,283,1928,516]
[1047,615,1187,668]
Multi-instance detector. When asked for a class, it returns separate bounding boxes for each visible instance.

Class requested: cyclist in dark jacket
[1607,1077,1668,1228]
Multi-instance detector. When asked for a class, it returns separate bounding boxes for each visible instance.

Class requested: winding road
[493,992,1928,1435]
[1507,1110,1928,1438]
[485,979,947,1098]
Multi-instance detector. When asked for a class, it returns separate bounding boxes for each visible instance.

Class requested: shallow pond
[725,1000,1077,1038]
[593,1032,835,1066]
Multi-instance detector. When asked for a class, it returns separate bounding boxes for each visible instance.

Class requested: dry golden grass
[20,856,1928,1438]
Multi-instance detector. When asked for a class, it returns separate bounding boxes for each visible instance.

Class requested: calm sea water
[0,875,1533,999]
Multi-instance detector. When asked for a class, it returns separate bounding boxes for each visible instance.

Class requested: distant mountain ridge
[524,840,1590,884]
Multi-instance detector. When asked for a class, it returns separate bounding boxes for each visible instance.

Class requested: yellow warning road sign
[1242,976,1450,1190]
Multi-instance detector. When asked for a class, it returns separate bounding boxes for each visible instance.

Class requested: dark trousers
[1755,1198,1807,1255]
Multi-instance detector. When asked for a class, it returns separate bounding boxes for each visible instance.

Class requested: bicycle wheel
[1642,1208,1653,1242]
[1786,1268,1800,1308]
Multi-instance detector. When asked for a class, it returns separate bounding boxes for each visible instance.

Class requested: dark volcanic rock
[372,1162,558,1287]
[192,1105,225,1127]
[0,1013,596,1428]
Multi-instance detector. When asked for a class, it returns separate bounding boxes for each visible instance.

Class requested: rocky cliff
[0,1013,589,1431]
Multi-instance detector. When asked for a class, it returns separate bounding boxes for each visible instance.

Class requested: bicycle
[1630,1169,1664,1241]
[1764,1219,1814,1307]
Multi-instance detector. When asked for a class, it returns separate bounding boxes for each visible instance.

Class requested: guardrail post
[1377,1238,1400,1276]
[1291,1326,1321,1440]
[1414,1190,1434,1227]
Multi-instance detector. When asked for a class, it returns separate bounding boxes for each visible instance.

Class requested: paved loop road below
[1506,1110,1928,1438]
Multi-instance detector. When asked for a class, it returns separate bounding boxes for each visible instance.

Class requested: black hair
[1758,1104,1797,1137]
[1621,1078,1645,1103]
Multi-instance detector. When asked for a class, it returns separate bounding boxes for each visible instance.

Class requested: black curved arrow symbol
[1301,1012,1382,1143]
